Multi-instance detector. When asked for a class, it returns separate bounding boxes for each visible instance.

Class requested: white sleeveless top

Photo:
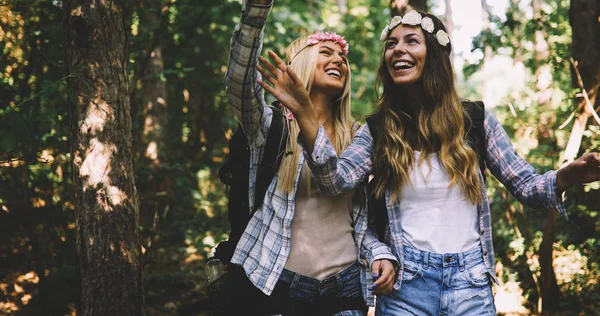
[399,151,480,254]
[285,162,357,279]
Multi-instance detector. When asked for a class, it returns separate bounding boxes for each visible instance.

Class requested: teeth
[394,61,414,69]
[326,69,341,78]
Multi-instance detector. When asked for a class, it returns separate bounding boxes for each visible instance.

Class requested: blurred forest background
[0,0,599,315]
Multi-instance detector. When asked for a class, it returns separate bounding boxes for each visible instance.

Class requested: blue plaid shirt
[224,2,396,304]
[306,109,567,290]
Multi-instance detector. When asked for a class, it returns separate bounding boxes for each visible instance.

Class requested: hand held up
[556,152,600,192]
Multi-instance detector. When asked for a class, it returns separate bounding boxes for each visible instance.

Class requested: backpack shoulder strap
[252,104,288,214]
[365,115,378,142]
[464,100,486,176]
[365,115,387,241]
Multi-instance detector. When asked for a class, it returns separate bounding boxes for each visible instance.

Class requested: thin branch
[10,69,81,110]
[570,57,600,125]
[0,157,50,165]
[558,111,576,130]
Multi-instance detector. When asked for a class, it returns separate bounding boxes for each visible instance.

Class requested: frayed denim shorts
[376,244,496,316]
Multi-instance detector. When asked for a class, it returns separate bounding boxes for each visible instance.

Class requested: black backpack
[215,105,288,263]
[366,101,486,241]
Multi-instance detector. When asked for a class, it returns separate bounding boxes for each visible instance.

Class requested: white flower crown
[379,10,450,47]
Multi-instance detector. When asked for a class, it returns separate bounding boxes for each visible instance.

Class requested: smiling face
[311,42,348,95]
[384,25,427,86]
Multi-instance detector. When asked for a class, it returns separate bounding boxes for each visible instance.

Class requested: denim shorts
[376,244,496,316]
[277,261,367,316]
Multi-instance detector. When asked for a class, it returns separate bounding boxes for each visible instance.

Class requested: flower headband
[307,31,349,55]
[379,10,450,47]
[290,31,350,63]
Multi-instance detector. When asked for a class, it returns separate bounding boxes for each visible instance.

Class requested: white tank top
[399,151,480,254]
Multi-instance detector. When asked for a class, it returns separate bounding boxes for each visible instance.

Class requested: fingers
[258,56,282,79]
[267,50,287,73]
[256,77,277,96]
[286,67,302,86]
[256,64,279,87]
[585,152,600,165]
[370,260,396,295]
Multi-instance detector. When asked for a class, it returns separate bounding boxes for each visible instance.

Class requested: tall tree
[135,0,168,163]
[532,0,560,313]
[564,0,600,164]
[480,0,493,106]
[63,0,144,314]
[391,0,427,16]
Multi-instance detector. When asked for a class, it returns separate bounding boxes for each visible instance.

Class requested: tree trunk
[532,0,561,313]
[390,0,427,16]
[480,0,493,106]
[564,0,600,164]
[509,0,527,106]
[63,0,144,315]
[138,0,168,164]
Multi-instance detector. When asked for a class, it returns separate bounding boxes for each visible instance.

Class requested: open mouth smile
[326,68,342,78]
[392,61,415,70]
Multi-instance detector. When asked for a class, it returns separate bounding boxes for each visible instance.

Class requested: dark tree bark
[137,0,168,164]
[564,0,600,164]
[390,0,427,16]
[63,0,143,315]
[532,0,560,313]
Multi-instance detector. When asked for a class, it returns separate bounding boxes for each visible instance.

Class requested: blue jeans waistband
[279,261,360,295]
[403,244,484,269]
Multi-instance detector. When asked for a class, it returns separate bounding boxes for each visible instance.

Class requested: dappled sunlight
[80,95,114,136]
[79,138,127,210]
[494,281,530,315]
[0,301,19,314]
[494,261,530,315]
[16,272,39,284]
[145,141,158,160]
[0,271,42,313]
[553,246,588,285]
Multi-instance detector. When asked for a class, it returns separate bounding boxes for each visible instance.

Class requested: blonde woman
[222,0,397,314]
[261,10,600,315]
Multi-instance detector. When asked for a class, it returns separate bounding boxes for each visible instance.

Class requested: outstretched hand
[257,50,314,122]
[557,152,600,192]
[257,50,321,152]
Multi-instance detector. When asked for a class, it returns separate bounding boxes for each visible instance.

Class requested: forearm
[306,125,373,195]
[485,110,567,216]
[360,226,397,266]
[225,1,272,139]
[296,116,319,154]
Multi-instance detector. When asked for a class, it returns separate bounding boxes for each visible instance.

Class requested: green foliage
[1,0,598,314]
[467,0,600,313]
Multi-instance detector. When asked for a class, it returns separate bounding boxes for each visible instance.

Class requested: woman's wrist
[555,168,570,193]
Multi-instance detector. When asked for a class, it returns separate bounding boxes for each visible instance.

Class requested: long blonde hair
[277,34,353,193]
[372,12,483,204]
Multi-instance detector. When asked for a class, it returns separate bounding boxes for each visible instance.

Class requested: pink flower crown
[306,31,349,55]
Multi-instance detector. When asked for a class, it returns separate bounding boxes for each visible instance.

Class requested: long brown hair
[372,12,483,204]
